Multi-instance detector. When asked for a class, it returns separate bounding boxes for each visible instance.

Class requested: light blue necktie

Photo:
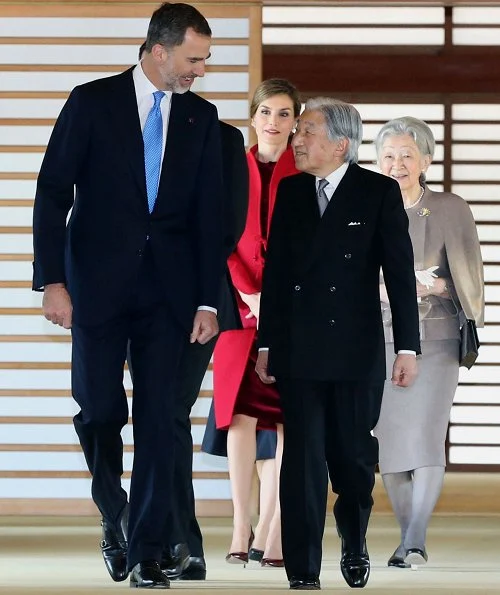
[143,90,165,213]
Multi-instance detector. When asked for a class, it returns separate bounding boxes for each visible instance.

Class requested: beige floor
[0,515,498,594]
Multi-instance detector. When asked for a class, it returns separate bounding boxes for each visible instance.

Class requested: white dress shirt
[132,63,216,315]
[260,162,415,356]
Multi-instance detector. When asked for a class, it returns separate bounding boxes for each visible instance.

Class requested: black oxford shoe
[130,560,169,589]
[160,543,190,579]
[387,553,409,569]
[100,508,128,582]
[174,556,206,580]
[289,576,321,590]
[340,539,370,588]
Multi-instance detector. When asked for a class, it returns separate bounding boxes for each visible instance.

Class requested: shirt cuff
[397,350,416,356]
[197,306,217,315]
[258,347,269,352]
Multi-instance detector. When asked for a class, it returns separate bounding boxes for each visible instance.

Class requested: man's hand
[190,310,219,344]
[255,350,276,384]
[238,291,261,320]
[42,283,72,329]
[391,353,418,387]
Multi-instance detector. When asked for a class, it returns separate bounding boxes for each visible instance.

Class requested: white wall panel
[449,446,500,465]
[0,180,36,199]
[0,262,33,282]
[0,97,249,120]
[453,8,500,24]
[477,225,500,242]
[453,124,500,141]
[0,343,70,362]
[0,315,70,335]
[0,236,33,255]
[449,426,500,444]
[450,406,500,425]
[0,154,43,173]
[193,478,231,499]
[455,385,500,404]
[263,28,444,46]
[0,424,133,445]
[454,29,500,46]
[0,207,33,227]
[0,477,229,499]
[452,185,500,201]
[2,17,249,39]
[0,126,53,146]
[0,369,133,390]
[453,165,500,182]
[471,205,500,221]
[452,104,500,120]
[0,44,249,66]
[264,6,444,25]
[453,144,500,161]
[458,366,500,384]
[355,104,444,121]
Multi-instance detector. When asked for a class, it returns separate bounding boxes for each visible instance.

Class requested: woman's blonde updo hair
[250,78,301,119]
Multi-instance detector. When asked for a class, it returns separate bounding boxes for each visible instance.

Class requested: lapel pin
[188,117,195,124]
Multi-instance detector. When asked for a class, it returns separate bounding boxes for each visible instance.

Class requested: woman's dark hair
[250,78,301,119]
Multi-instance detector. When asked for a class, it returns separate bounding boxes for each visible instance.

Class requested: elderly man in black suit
[32,3,224,589]
[256,98,420,590]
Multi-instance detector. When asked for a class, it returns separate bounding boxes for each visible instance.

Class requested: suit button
[295,285,301,291]
[330,286,336,292]
[329,319,335,326]
[137,249,143,256]
[345,253,352,259]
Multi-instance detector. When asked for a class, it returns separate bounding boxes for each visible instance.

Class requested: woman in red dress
[213,78,301,565]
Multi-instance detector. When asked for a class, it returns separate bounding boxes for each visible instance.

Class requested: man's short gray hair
[305,97,362,164]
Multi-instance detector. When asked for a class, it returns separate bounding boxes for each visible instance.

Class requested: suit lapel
[106,68,147,202]
[157,92,193,204]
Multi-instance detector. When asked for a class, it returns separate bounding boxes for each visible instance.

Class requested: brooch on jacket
[417,207,431,217]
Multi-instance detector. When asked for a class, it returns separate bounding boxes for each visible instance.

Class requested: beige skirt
[373,339,460,474]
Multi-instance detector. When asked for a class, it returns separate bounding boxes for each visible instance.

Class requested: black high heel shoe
[225,527,254,567]
[248,547,264,562]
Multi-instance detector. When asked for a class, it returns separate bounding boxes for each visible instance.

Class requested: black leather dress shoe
[100,507,128,582]
[404,548,428,566]
[340,539,370,588]
[289,576,321,590]
[174,556,206,580]
[160,543,190,579]
[387,554,409,568]
[130,560,169,589]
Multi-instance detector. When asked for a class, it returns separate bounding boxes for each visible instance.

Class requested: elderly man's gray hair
[305,97,362,164]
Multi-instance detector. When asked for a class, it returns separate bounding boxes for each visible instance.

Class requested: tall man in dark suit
[32,3,224,589]
[256,98,420,590]
[161,120,248,581]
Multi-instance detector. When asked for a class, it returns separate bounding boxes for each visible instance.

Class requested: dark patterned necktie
[317,178,329,217]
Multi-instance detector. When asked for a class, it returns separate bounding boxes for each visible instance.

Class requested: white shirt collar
[132,62,172,103]
[315,162,349,200]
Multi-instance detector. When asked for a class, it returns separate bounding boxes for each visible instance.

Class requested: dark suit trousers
[278,378,383,579]
[72,248,184,570]
[167,336,216,557]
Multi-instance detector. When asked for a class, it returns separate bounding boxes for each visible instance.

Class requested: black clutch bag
[460,319,480,369]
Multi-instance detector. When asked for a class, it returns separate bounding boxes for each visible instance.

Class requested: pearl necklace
[404,186,425,210]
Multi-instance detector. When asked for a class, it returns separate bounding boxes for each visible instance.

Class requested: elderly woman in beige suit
[373,116,484,568]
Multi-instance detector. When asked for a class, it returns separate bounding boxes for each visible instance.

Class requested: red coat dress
[213,145,298,430]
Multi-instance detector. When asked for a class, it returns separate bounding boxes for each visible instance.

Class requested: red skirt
[213,329,283,431]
